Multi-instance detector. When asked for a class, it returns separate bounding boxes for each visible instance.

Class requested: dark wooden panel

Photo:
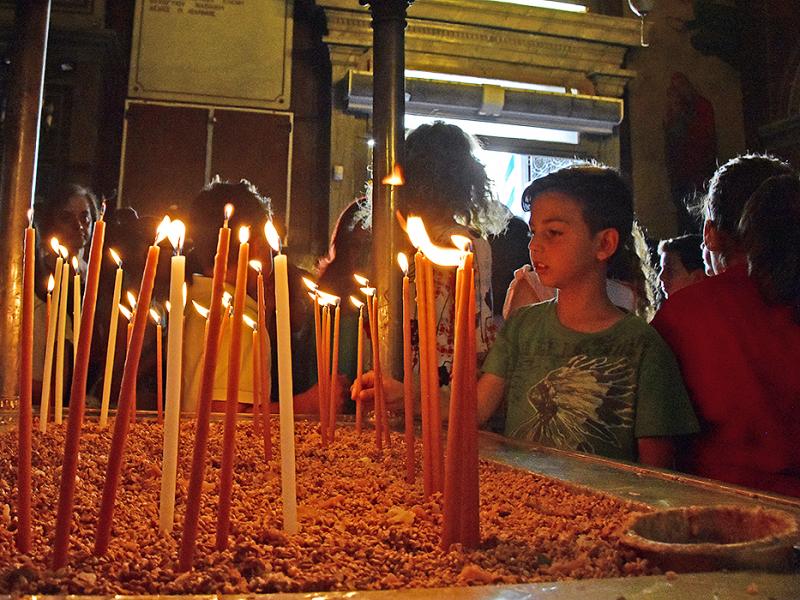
[210,110,291,226]
[120,102,207,217]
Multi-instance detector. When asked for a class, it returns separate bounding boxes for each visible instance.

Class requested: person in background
[479,165,699,467]
[502,167,659,322]
[656,234,705,298]
[353,121,508,411]
[181,178,323,415]
[31,183,99,406]
[487,211,531,326]
[653,156,800,496]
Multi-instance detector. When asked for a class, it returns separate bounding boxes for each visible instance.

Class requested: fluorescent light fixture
[480,0,587,12]
[405,70,571,94]
[404,114,579,144]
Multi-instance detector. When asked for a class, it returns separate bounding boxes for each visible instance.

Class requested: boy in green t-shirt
[479,166,698,467]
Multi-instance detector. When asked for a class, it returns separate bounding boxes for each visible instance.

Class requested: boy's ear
[595,228,619,262]
[703,219,723,251]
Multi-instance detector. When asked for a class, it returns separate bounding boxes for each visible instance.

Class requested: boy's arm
[477,373,505,425]
[637,436,676,469]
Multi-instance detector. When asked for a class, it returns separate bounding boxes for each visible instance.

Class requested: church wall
[625,1,745,239]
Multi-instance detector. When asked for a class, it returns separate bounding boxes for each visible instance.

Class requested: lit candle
[126,290,138,422]
[17,209,35,553]
[159,219,185,534]
[150,309,163,424]
[326,294,341,441]
[99,249,123,428]
[398,252,415,484]
[39,239,63,431]
[71,256,81,361]
[349,296,364,435]
[52,209,106,568]
[321,299,330,441]
[94,217,168,557]
[251,260,272,460]
[46,274,54,336]
[54,246,69,425]
[302,278,323,442]
[265,220,297,534]
[244,314,261,436]
[179,204,234,571]
[407,217,460,495]
[216,225,249,551]
[360,285,385,451]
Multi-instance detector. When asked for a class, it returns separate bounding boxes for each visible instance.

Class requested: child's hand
[351,370,405,412]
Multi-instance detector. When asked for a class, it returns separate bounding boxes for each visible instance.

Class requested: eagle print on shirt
[510,355,635,453]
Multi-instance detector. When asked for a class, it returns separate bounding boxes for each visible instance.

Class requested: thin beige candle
[150,309,163,424]
[327,296,341,440]
[265,221,297,534]
[54,249,69,425]
[71,257,81,361]
[349,296,364,434]
[100,249,123,428]
[245,315,261,436]
[159,221,185,535]
[40,240,63,431]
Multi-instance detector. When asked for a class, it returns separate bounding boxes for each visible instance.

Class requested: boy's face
[528,192,612,290]
[658,250,703,298]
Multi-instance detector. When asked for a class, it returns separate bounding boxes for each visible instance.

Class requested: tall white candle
[99,250,123,428]
[71,257,81,361]
[40,239,64,432]
[160,220,186,534]
[54,251,70,425]
[265,221,297,534]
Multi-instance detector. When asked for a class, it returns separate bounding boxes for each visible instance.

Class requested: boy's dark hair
[317,197,372,299]
[738,174,800,322]
[657,234,704,273]
[704,154,794,240]
[521,165,658,319]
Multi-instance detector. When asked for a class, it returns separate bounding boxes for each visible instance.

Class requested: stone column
[361,0,413,378]
[0,1,51,409]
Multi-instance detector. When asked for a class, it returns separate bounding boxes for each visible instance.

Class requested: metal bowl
[619,505,800,572]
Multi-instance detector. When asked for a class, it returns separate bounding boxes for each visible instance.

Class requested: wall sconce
[628,0,654,47]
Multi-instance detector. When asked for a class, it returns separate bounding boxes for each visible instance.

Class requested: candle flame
[381,164,405,186]
[349,296,364,310]
[249,259,262,273]
[224,203,234,225]
[192,301,210,319]
[242,314,257,330]
[222,291,233,308]
[264,221,281,253]
[50,238,60,254]
[109,248,122,268]
[71,256,79,272]
[118,304,132,321]
[360,286,376,297]
[317,290,340,306]
[353,274,369,287]
[406,216,462,267]
[165,301,171,313]
[397,252,409,275]
[451,235,471,252]
[27,208,33,228]
[47,274,55,293]
[127,291,137,311]
[58,246,69,259]
[155,215,172,245]
[149,308,161,324]
[307,291,316,302]
[301,276,318,292]
[168,219,186,253]
[238,225,250,244]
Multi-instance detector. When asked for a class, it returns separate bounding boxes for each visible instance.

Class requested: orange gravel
[0,419,656,594]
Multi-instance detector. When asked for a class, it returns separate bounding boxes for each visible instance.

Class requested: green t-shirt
[482,301,699,461]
